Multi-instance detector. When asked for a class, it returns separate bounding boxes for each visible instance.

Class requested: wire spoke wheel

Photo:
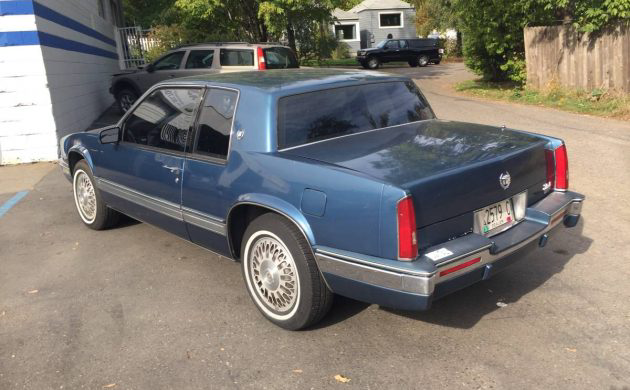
[73,170,97,223]
[248,234,299,315]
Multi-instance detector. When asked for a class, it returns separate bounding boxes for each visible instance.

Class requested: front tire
[366,56,380,70]
[408,60,418,67]
[241,213,333,330]
[116,88,138,114]
[72,160,119,230]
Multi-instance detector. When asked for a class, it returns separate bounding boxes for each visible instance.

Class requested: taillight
[544,149,555,189]
[257,47,266,70]
[545,144,569,190]
[397,196,418,261]
[554,144,569,189]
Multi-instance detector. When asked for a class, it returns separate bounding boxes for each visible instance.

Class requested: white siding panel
[0,15,37,32]
[0,45,57,164]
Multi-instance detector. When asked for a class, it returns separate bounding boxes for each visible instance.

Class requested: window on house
[379,12,402,28]
[335,24,356,40]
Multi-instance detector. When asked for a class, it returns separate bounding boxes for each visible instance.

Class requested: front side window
[278,82,434,149]
[220,49,254,66]
[123,88,202,152]
[263,47,299,69]
[194,88,238,159]
[153,52,184,71]
[385,40,399,49]
[380,12,402,28]
[186,50,215,69]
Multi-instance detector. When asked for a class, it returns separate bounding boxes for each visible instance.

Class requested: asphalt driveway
[1,63,629,389]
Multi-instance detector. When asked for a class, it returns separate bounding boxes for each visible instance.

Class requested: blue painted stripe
[33,2,117,47]
[0,191,28,219]
[0,30,39,46]
[0,0,34,16]
[38,31,118,59]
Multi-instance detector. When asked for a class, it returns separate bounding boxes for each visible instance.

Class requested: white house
[332,0,416,53]
[0,0,123,165]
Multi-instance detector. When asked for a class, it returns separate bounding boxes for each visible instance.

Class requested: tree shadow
[381,218,592,329]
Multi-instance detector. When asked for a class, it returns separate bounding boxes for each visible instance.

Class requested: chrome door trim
[182,207,226,235]
[97,178,227,236]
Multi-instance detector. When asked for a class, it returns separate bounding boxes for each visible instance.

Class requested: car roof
[175,42,288,50]
[164,68,410,96]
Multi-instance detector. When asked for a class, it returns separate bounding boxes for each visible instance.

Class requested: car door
[137,51,186,92]
[95,86,203,238]
[382,40,400,61]
[177,49,219,77]
[397,39,411,61]
[181,87,239,256]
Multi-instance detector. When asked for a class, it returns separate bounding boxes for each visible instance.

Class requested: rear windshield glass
[220,49,254,66]
[263,47,299,69]
[278,81,434,149]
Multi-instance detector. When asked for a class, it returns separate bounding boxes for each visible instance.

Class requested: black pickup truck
[357,38,442,69]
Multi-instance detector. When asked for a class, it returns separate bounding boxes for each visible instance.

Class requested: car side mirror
[145,63,155,73]
[99,127,120,144]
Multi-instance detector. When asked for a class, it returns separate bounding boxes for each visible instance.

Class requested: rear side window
[263,47,299,69]
[220,49,254,66]
[123,88,202,152]
[277,82,434,149]
[409,39,437,48]
[193,88,238,160]
[186,50,214,69]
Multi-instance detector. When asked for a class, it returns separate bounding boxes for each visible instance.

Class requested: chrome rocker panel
[314,190,585,311]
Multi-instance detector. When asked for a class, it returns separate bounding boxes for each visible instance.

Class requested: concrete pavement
[0,63,629,389]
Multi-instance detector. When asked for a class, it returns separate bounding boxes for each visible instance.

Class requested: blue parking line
[0,191,29,219]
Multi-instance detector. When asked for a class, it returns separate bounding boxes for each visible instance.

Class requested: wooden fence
[524,25,629,93]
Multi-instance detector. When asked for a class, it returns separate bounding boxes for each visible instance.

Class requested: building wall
[0,0,122,165]
[358,8,416,49]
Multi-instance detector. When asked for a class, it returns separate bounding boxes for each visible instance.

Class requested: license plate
[474,198,515,236]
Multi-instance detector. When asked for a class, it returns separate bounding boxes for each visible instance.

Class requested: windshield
[376,40,387,48]
[277,81,435,149]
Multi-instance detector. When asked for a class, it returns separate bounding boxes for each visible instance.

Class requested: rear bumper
[314,190,584,311]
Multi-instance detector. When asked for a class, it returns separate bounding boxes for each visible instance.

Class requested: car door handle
[162,165,181,173]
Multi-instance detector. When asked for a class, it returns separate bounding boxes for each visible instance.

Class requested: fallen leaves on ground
[292,369,303,373]
[334,374,351,383]
[27,290,39,294]
[566,348,577,353]
[102,384,117,388]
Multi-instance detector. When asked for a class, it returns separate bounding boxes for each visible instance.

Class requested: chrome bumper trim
[315,192,584,296]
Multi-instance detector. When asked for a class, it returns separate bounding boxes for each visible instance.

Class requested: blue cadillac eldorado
[59,69,585,330]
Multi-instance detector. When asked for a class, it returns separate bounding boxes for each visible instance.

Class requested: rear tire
[241,213,333,330]
[116,88,138,114]
[417,55,429,67]
[72,160,119,230]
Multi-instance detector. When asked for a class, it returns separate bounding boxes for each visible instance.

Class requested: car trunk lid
[281,120,548,229]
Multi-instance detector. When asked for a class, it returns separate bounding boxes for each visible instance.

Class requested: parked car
[110,42,299,113]
[357,38,442,69]
[60,69,584,330]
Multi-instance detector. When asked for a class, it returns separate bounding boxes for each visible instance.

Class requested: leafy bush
[332,41,351,59]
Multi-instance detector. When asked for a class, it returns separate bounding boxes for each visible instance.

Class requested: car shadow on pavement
[381,219,593,329]
[307,296,371,330]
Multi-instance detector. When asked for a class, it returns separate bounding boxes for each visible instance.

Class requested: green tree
[455,0,629,83]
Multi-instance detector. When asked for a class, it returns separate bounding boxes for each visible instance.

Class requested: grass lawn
[301,58,358,67]
[456,80,630,120]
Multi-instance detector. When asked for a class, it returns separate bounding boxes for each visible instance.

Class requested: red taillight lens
[544,149,555,189]
[397,196,418,260]
[257,47,266,70]
[554,144,569,189]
